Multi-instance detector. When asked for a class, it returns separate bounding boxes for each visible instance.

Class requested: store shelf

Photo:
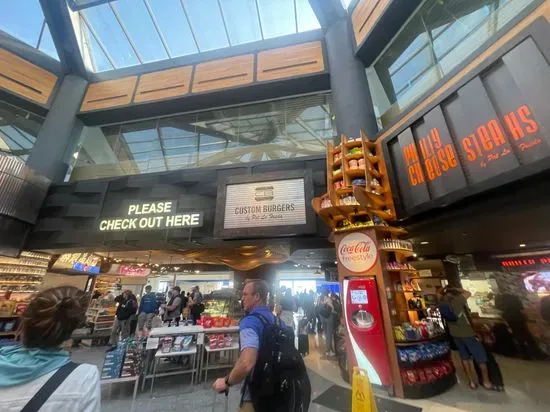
[395,335,447,346]
[100,375,139,384]
[0,331,17,336]
[333,173,344,181]
[345,153,364,161]
[0,281,42,285]
[386,269,418,273]
[333,146,342,154]
[367,155,379,164]
[155,344,197,358]
[374,225,407,235]
[402,372,456,399]
[333,159,342,167]
[398,352,451,368]
[204,343,240,353]
[344,140,362,149]
[380,248,415,256]
[371,209,394,220]
[346,169,366,179]
[368,167,381,178]
[335,187,354,196]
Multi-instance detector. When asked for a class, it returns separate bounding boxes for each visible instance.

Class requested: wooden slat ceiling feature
[192,54,254,94]
[256,41,325,82]
[78,41,326,112]
[80,76,138,112]
[134,66,193,104]
[351,0,388,46]
[0,48,57,105]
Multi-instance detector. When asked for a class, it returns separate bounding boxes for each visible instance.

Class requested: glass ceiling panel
[147,0,198,57]
[38,24,59,60]
[80,21,114,72]
[68,0,320,72]
[182,0,229,51]
[0,0,59,60]
[81,3,140,68]
[111,0,168,63]
[257,0,296,39]
[220,0,262,46]
[296,0,321,32]
[0,0,44,47]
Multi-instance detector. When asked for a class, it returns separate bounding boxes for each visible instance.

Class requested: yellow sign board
[352,367,378,412]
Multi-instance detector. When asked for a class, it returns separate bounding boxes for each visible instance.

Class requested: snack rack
[86,298,116,335]
[100,337,145,412]
[0,251,50,338]
[312,130,455,399]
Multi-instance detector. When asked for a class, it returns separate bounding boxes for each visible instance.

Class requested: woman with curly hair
[0,286,100,411]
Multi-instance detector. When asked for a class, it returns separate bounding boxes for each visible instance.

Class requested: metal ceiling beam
[39,0,88,78]
[307,0,347,30]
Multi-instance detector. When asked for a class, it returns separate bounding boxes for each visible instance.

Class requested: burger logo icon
[254,186,274,202]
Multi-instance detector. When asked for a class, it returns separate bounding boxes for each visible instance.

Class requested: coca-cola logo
[337,232,378,273]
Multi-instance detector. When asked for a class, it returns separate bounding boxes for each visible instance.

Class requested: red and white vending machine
[342,277,393,386]
[337,231,393,387]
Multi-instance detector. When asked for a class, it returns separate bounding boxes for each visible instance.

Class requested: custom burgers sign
[337,232,378,273]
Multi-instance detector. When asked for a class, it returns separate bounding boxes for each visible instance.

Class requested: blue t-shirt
[239,306,279,401]
[139,292,159,314]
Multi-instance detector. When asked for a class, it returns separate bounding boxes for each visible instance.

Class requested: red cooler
[343,277,392,386]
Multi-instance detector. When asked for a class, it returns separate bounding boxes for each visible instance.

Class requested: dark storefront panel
[27,156,327,251]
[383,19,550,218]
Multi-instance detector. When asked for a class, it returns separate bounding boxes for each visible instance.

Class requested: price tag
[146,337,159,350]
[197,333,205,346]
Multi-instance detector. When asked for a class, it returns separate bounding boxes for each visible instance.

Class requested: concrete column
[26,74,88,182]
[324,17,379,140]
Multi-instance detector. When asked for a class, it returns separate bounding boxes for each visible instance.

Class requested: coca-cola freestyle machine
[337,231,393,386]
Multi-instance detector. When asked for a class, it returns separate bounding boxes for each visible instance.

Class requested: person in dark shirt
[162,286,183,326]
[495,293,541,359]
[108,290,137,348]
[189,285,204,325]
[137,285,159,335]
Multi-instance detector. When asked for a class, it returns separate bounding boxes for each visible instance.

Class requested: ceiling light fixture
[413,253,418,258]
[420,241,429,245]
[519,243,526,248]
[194,270,200,274]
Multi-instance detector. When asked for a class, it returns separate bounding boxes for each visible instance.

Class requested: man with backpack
[439,287,493,390]
[212,279,311,412]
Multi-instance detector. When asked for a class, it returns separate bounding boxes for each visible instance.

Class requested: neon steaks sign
[500,256,550,268]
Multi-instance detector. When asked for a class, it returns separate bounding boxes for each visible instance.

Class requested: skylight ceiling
[68,0,321,73]
[0,0,59,60]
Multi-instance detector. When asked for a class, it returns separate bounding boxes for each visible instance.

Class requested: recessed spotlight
[334,261,338,264]
[307,265,310,268]
[519,243,526,248]
[194,270,200,274]
[420,241,429,245]
[413,253,418,258]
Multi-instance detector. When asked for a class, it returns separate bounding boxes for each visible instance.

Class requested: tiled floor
[71,345,339,412]
[70,334,550,412]
[302,333,550,412]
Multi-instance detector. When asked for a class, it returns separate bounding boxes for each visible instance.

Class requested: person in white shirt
[0,286,100,412]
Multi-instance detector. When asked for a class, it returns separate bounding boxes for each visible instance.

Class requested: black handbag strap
[21,362,79,412]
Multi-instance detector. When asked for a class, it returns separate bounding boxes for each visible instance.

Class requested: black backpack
[246,313,311,412]
[318,302,333,318]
